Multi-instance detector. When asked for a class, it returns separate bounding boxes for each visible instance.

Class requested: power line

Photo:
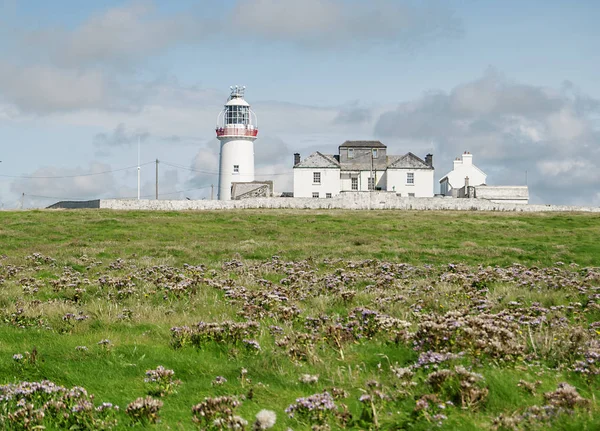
[120,185,213,200]
[0,160,290,180]
[0,162,154,179]
[21,185,214,204]
[23,193,89,201]
[160,160,293,177]
[161,161,219,175]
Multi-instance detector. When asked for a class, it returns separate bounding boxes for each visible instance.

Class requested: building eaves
[387,152,432,169]
[294,151,340,168]
[439,163,487,183]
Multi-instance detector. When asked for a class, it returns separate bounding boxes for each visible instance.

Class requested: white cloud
[546,108,586,141]
[0,1,212,114]
[9,162,119,207]
[0,65,118,113]
[536,159,597,180]
[374,69,600,204]
[19,1,210,70]
[231,0,463,47]
[94,123,149,148]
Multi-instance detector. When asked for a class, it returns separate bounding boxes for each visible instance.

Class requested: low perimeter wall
[99,193,600,212]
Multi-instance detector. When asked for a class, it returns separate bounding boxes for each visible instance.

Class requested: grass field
[0,209,599,430]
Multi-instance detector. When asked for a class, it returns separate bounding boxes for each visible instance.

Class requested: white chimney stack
[462,151,473,166]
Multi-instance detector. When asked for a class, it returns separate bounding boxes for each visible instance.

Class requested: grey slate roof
[339,140,386,149]
[340,158,388,171]
[387,152,433,170]
[295,151,340,168]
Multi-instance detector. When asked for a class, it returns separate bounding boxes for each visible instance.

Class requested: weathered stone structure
[98,192,599,212]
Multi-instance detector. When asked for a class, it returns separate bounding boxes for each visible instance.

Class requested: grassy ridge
[0,209,598,430]
[1,209,599,266]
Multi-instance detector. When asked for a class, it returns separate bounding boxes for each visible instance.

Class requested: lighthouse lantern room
[216,86,258,200]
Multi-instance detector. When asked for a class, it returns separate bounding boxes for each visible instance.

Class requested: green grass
[0,209,599,266]
[0,209,598,430]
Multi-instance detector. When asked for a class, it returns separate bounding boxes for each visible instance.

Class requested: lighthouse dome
[225,97,250,107]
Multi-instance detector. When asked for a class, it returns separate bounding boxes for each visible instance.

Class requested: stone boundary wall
[99,192,600,212]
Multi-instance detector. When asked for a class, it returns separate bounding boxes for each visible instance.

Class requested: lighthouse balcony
[216,126,258,138]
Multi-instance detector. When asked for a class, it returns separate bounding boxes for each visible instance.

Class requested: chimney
[462,151,473,166]
[425,153,433,167]
[453,157,462,169]
[294,153,300,166]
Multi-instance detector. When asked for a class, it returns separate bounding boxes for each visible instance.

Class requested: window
[407,172,414,184]
[351,177,358,191]
[225,105,249,125]
[408,193,415,197]
[372,149,378,158]
[326,193,332,198]
[368,177,375,190]
[233,165,239,173]
[313,172,321,184]
[312,192,319,198]
[348,148,354,159]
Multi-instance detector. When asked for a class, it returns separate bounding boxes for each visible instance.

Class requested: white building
[439,152,486,197]
[216,86,259,200]
[440,151,528,204]
[293,141,434,198]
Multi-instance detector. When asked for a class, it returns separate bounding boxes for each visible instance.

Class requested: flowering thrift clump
[286,391,342,429]
[2,248,600,429]
[212,376,227,386]
[144,365,181,396]
[191,396,245,430]
[0,380,119,430]
[125,396,163,425]
[414,394,453,427]
[413,310,525,361]
[242,339,261,352]
[170,320,259,349]
[298,374,319,384]
[425,365,489,409]
[492,382,591,430]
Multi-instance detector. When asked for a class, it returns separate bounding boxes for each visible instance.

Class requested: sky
[0,0,599,207]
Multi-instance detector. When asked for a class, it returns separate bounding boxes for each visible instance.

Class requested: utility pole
[211,184,214,200]
[137,135,141,200]
[155,159,159,200]
[370,148,374,191]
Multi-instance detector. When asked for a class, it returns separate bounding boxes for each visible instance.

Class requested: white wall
[340,173,353,191]
[475,186,529,204]
[338,170,386,192]
[387,169,434,197]
[293,168,341,198]
[100,193,600,212]
[218,137,255,200]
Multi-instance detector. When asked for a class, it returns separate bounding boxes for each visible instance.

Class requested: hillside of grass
[0,209,598,430]
[1,209,599,266]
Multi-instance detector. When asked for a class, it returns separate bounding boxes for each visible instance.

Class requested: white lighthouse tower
[216,85,258,200]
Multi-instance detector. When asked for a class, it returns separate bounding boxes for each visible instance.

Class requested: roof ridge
[387,152,432,169]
